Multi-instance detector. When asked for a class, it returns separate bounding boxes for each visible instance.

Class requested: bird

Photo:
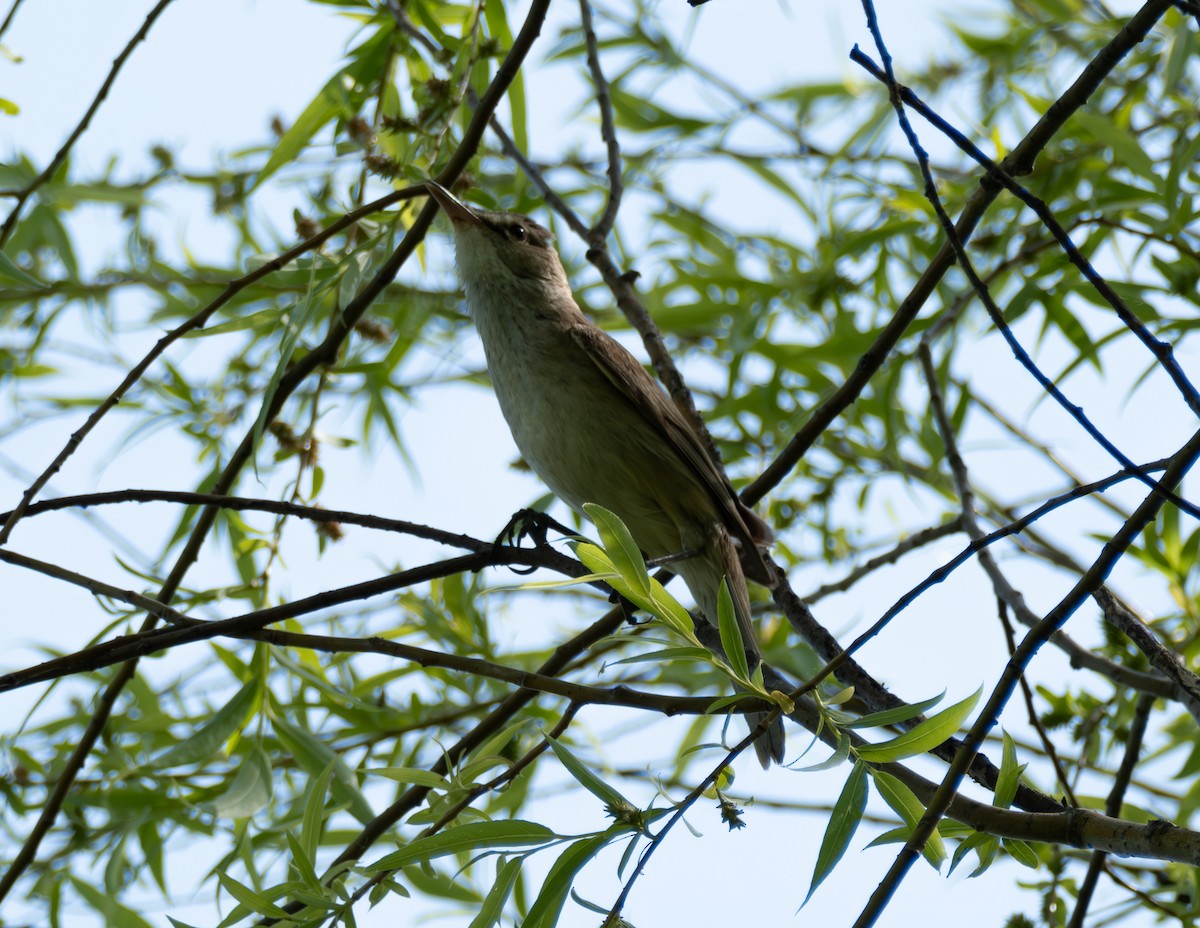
[425,181,784,767]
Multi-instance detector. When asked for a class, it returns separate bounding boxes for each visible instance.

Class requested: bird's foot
[607,589,647,627]
[644,546,703,570]
[495,508,575,575]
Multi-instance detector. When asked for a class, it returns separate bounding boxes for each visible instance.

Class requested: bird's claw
[495,508,574,575]
[608,590,646,627]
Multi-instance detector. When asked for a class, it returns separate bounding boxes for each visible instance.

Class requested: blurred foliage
[1,0,1200,925]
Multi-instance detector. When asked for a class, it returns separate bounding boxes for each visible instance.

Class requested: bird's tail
[676,528,786,768]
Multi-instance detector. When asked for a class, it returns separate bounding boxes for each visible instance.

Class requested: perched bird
[426,182,784,766]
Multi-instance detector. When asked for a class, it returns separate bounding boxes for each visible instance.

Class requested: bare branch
[579,0,623,240]
[1095,588,1200,724]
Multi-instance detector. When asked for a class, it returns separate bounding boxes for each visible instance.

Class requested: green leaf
[949,832,999,878]
[843,692,945,730]
[366,820,556,872]
[251,22,391,191]
[70,877,155,928]
[607,646,713,666]
[467,856,523,928]
[0,248,43,287]
[522,831,618,928]
[575,542,696,639]
[300,761,336,864]
[483,0,527,154]
[869,769,946,869]
[367,767,452,789]
[209,745,273,819]
[715,578,749,681]
[151,675,262,769]
[805,761,868,905]
[1002,837,1040,869]
[217,872,292,919]
[796,730,852,773]
[994,731,1026,810]
[272,715,375,824]
[855,688,981,763]
[1071,110,1157,186]
[583,503,650,596]
[136,819,166,893]
[285,830,322,890]
[546,736,633,813]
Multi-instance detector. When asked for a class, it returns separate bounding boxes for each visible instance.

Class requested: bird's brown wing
[566,322,772,584]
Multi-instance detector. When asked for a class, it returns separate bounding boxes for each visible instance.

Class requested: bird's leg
[645,545,704,569]
[608,590,646,627]
[494,508,576,575]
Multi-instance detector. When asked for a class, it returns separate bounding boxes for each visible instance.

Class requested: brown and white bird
[426,182,784,766]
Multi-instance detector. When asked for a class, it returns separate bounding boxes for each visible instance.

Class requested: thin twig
[919,345,1086,789]
[851,48,1200,423]
[793,458,1174,698]
[0,549,572,691]
[0,0,24,42]
[802,517,963,604]
[845,51,1200,523]
[1067,692,1156,928]
[579,0,623,240]
[2,488,521,553]
[0,0,176,247]
[996,599,1080,806]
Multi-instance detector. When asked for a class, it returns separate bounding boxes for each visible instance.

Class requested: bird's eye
[507,223,528,242]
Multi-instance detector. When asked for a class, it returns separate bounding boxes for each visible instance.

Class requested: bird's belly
[483,335,701,558]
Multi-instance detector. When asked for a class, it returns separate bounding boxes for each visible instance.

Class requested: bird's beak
[425,181,484,228]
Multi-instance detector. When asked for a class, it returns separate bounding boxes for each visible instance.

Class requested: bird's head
[426,182,567,295]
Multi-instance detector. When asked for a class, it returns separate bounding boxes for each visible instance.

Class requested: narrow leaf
[805,761,868,905]
[869,769,946,869]
[716,579,749,681]
[300,761,336,864]
[1002,837,1040,869]
[583,503,650,596]
[272,716,374,824]
[843,692,945,730]
[209,746,273,819]
[367,767,452,789]
[0,248,44,287]
[366,820,556,872]
[467,856,523,928]
[151,675,261,769]
[855,687,981,763]
[546,736,633,813]
[994,731,1025,810]
[522,832,616,928]
[217,873,291,919]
